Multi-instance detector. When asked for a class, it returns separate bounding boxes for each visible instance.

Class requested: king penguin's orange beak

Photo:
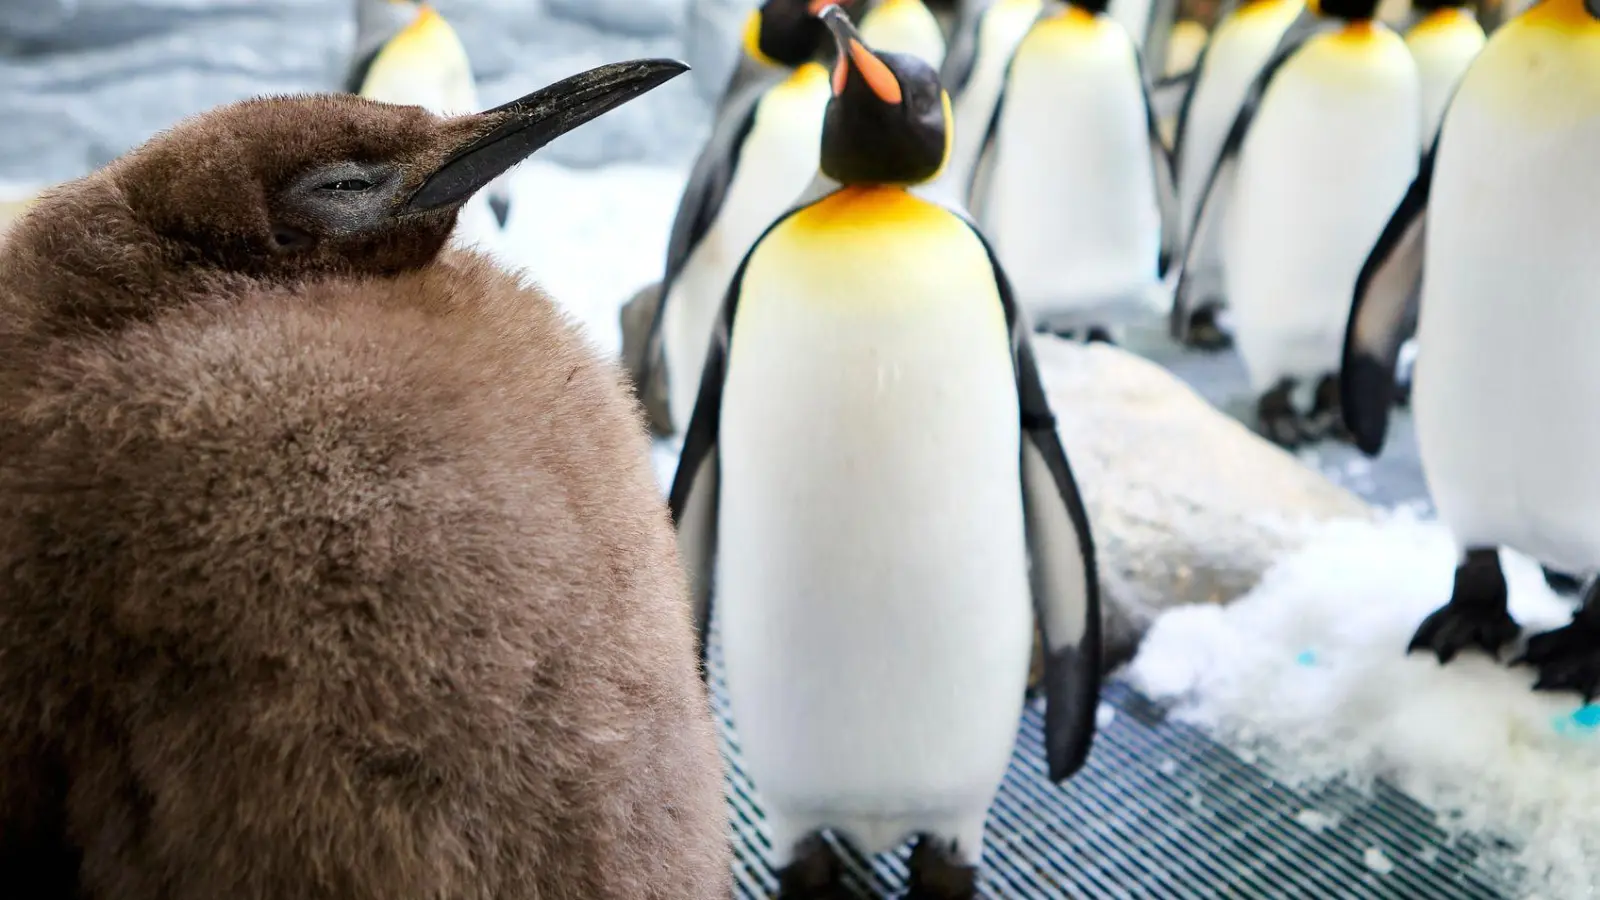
[820,4,902,105]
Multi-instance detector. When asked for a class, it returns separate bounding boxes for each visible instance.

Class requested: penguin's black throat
[1317,0,1383,18]
[817,6,948,186]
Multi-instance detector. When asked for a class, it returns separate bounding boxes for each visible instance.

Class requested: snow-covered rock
[1037,339,1377,668]
[0,0,708,184]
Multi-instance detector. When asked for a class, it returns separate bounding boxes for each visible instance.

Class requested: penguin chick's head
[818,5,950,186]
[744,0,867,68]
[99,59,686,282]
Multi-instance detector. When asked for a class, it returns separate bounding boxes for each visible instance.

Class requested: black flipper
[958,215,1104,782]
[1340,140,1434,457]
[1169,7,1331,340]
[1140,0,1182,85]
[939,0,984,97]
[667,202,811,673]
[1134,46,1180,276]
[638,81,768,396]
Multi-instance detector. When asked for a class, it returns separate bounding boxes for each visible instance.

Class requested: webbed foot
[1517,577,1600,701]
[1257,378,1312,449]
[1408,547,1519,663]
[906,835,978,900]
[776,834,851,900]
[1182,301,1233,352]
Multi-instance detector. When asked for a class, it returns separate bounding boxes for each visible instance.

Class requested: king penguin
[715,0,866,112]
[647,0,854,433]
[1174,0,1419,447]
[861,0,952,66]
[1169,0,1305,350]
[1341,0,1600,699]
[0,60,735,898]
[1404,0,1487,145]
[926,0,1044,207]
[346,0,512,245]
[971,0,1179,343]
[669,7,1102,897]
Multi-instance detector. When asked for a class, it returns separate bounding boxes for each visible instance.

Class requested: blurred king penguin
[669,7,1102,896]
[647,0,866,434]
[1404,0,1486,145]
[1174,0,1419,447]
[1342,0,1600,699]
[861,0,952,67]
[347,0,513,246]
[970,0,1179,344]
[0,60,734,898]
[1169,0,1305,350]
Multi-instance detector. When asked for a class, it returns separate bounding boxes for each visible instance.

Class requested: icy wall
[0,0,758,184]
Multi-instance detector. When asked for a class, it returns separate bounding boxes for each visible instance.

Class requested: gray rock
[1035,338,1376,670]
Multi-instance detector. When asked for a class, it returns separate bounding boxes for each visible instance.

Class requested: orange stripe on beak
[809,0,835,13]
[848,39,902,104]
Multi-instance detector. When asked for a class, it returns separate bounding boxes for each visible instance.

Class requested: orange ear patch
[832,53,849,96]
[849,39,902,104]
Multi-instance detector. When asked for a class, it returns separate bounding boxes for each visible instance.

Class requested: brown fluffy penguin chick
[0,62,732,900]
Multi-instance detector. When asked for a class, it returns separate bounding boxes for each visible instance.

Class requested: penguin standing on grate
[670,7,1102,898]
[1342,0,1600,698]
[0,60,734,899]
[1173,0,1420,448]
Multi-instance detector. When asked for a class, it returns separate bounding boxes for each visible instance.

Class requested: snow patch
[1127,512,1600,897]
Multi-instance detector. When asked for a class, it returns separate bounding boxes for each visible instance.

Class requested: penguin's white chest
[1406,12,1487,146]
[714,189,1034,844]
[1413,15,1600,571]
[860,0,949,69]
[1223,26,1419,393]
[663,70,832,428]
[1176,1,1303,244]
[982,12,1162,325]
[927,0,1043,207]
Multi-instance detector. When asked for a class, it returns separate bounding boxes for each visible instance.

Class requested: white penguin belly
[1406,12,1487,147]
[861,0,949,69]
[926,0,1043,208]
[663,71,831,429]
[1414,16,1600,571]
[1222,26,1419,394]
[1175,0,1304,301]
[983,12,1161,326]
[715,190,1034,857]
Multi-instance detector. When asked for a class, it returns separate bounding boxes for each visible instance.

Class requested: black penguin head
[1069,0,1114,14]
[1315,0,1384,19]
[104,59,686,280]
[1407,0,1470,10]
[743,0,868,69]
[817,5,951,186]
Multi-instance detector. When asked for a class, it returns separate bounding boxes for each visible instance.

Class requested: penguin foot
[1516,618,1600,702]
[1181,302,1233,352]
[1084,325,1117,346]
[1305,374,1353,444]
[905,835,978,900]
[1256,379,1311,449]
[1407,548,1519,664]
[1543,565,1585,597]
[776,834,850,900]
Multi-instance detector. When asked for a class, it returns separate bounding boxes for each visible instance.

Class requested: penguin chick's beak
[404,58,689,214]
[821,5,903,105]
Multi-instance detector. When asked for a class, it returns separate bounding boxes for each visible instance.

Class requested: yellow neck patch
[1408,6,1472,35]
[742,9,780,67]
[786,185,950,240]
[1522,0,1600,30]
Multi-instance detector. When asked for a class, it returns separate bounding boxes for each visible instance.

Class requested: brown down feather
[0,92,731,900]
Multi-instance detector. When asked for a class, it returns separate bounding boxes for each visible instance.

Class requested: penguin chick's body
[656,59,834,434]
[1404,0,1486,145]
[974,1,1177,340]
[1343,0,1600,699]
[671,9,1101,898]
[1169,0,1304,346]
[349,1,513,238]
[0,66,731,900]
[1176,2,1419,447]
[861,0,951,67]
[927,0,1043,208]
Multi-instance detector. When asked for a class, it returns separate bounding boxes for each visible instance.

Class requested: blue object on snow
[1295,650,1317,667]
[1552,705,1600,737]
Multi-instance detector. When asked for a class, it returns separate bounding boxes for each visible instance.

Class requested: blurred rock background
[0,0,768,184]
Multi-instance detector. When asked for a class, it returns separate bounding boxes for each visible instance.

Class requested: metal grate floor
[708,635,1516,899]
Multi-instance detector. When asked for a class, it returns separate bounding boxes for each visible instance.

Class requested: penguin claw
[1514,620,1600,702]
[1407,601,1520,664]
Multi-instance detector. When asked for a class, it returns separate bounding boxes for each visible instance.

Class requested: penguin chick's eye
[321,179,375,192]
